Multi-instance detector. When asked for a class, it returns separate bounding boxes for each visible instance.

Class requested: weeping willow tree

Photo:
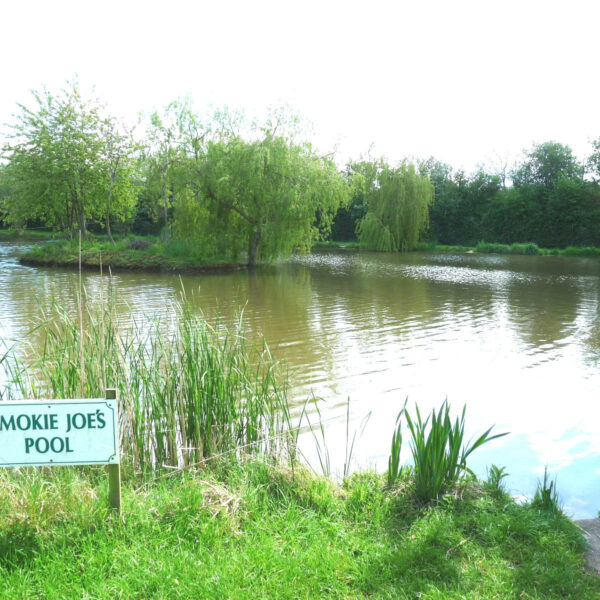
[356,161,434,251]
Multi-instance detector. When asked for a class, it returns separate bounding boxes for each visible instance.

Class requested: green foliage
[532,468,561,514]
[139,104,350,265]
[387,404,405,487]
[587,137,600,182]
[472,241,600,257]
[562,245,600,257]
[387,400,508,502]
[475,241,541,255]
[512,142,584,189]
[424,143,600,250]
[424,160,502,247]
[193,129,348,265]
[2,296,291,470]
[357,161,433,252]
[485,464,509,495]
[2,82,137,237]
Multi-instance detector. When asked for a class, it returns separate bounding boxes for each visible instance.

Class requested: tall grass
[1,293,291,471]
[387,400,508,501]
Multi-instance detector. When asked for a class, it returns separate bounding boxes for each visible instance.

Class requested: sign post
[105,388,121,510]
[0,389,121,511]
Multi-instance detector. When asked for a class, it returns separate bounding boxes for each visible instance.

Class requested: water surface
[1,242,598,517]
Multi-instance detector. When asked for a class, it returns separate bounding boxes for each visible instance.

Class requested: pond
[1,242,599,517]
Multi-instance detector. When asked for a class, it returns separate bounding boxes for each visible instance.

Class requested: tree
[2,82,136,237]
[512,142,583,189]
[329,161,377,242]
[99,117,138,242]
[587,138,600,182]
[178,113,348,266]
[357,161,433,252]
[0,165,11,227]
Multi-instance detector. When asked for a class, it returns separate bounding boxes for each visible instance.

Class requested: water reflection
[1,243,599,517]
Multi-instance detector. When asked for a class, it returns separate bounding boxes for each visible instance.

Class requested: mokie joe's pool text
[0,400,118,466]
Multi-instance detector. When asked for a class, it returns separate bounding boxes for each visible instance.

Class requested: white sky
[1,0,599,173]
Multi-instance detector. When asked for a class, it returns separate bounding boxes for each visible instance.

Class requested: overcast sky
[2,0,599,172]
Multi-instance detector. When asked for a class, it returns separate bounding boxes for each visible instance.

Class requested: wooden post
[106,388,121,512]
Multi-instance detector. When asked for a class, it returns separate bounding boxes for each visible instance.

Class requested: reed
[1,293,292,471]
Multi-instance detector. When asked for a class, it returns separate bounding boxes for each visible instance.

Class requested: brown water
[1,242,599,517]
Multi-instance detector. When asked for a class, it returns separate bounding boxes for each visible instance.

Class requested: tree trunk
[163,185,169,231]
[106,172,115,243]
[248,229,261,267]
[77,194,88,240]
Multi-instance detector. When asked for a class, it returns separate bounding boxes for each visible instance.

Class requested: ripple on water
[2,245,600,517]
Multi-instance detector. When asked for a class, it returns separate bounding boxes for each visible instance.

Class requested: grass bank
[18,236,244,272]
[416,240,600,257]
[0,228,59,241]
[1,460,598,599]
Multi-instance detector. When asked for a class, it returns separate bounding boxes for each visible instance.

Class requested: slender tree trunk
[77,192,88,240]
[106,172,115,243]
[163,185,169,231]
[78,209,88,240]
[248,229,261,267]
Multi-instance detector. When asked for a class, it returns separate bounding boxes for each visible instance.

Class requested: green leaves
[173,120,349,265]
[356,161,433,252]
[387,399,508,502]
[2,82,136,237]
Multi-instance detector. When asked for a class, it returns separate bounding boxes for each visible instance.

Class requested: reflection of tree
[4,244,600,408]
[578,285,600,365]
[291,250,503,399]
[504,269,581,351]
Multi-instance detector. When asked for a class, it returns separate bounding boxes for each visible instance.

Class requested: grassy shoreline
[317,239,600,257]
[1,460,598,599]
[0,228,59,241]
[17,235,246,273]
[417,241,600,257]
[10,231,600,274]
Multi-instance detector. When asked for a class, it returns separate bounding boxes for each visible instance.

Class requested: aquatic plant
[532,467,561,514]
[387,399,508,501]
[1,293,291,471]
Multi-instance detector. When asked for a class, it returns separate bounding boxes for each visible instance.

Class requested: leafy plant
[532,467,561,514]
[387,399,508,501]
[387,401,406,487]
[486,464,509,494]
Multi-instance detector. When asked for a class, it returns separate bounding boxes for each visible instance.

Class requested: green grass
[475,241,541,255]
[414,240,600,257]
[0,460,597,599]
[474,241,600,257]
[18,235,241,271]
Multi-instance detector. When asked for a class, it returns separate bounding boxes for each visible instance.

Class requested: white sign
[0,399,119,467]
